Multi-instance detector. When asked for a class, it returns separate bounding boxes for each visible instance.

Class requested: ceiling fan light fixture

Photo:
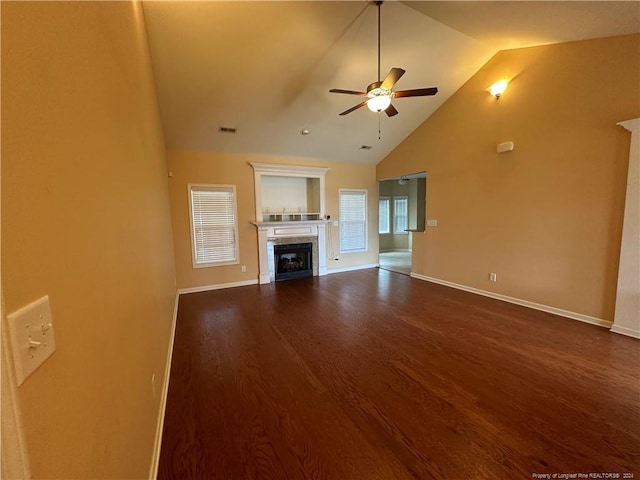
[328,0,437,118]
[367,89,392,112]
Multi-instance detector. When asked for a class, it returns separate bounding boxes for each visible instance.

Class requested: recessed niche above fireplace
[249,162,330,223]
[261,176,321,222]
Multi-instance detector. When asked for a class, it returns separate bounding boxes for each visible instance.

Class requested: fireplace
[274,243,313,281]
[251,162,329,284]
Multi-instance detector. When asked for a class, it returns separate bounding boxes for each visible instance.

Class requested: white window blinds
[339,189,367,253]
[189,185,239,267]
[379,197,390,234]
[393,196,408,234]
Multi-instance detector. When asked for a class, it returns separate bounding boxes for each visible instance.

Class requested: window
[339,189,367,253]
[188,184,239,268]
[393,196,408,234]
[379,197,390,234]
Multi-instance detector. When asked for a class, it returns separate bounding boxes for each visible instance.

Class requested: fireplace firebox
[274,243,313,281]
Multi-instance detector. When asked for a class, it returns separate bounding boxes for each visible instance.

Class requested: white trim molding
[1,296,32,479]
[178,279,259,295]
[610,324,640,340]
[248,162,330,177]
[149,292,180,480]
[411,273,612,329]
[611,118,640,340]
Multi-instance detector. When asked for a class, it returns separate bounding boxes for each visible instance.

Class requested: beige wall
[377,34,640,321]
[2,2,176,478]
[168,150,378,290]
[411,178,426,232]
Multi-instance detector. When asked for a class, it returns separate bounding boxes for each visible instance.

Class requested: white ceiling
[142,1,640,165]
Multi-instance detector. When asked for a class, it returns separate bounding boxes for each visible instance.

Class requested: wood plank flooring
[158,269,640,479]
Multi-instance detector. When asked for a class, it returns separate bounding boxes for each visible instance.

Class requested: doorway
[378,173,426,276]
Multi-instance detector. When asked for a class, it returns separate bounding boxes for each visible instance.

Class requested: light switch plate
[427,219,438,227]
[7,295,56,386]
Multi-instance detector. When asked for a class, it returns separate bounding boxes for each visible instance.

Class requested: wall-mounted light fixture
[488,79,509,99]
[497,141,514,153]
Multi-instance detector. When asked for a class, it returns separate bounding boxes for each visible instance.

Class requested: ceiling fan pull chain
[378,113,381,140]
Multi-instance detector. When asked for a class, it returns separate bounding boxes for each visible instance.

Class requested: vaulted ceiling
[142,1,640,165]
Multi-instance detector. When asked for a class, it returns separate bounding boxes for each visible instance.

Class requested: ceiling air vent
[218,126,237,134]
[360,145,373,150]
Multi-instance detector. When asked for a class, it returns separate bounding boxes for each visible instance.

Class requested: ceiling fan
[329,0,438,117]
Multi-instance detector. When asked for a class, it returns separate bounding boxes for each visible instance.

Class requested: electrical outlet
[241,265,247,273]
[489,273,497,282]
[7,295,56,386]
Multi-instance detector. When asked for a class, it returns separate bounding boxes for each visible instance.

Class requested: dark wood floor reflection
[158,269,639,479]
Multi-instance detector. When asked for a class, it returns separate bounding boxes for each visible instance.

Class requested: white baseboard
[178,279,259,295]
[149,292,179,480]
[610,324,640,339]
[327,263,379,275]
[2,298,32,479]
[411,273,613,329]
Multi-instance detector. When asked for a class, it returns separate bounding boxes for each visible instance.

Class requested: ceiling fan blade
[330,89,367,96]
[385,104,398,117]
[380,68,406,90]
[339,101,368,116]
[394,87,438,98]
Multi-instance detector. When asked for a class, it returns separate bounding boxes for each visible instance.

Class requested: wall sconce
[488,79,509,99]
[497,141,514,153]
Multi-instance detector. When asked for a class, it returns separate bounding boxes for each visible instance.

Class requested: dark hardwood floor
[158,269,639,479]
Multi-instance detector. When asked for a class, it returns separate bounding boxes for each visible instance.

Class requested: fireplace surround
[256,223,327,283]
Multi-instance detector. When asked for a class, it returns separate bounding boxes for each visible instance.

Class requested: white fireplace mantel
[253,220,329,284]
[249,162,331,284]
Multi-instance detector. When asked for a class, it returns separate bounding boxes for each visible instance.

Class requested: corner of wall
[1,292,31,479]
[148,291,180,480]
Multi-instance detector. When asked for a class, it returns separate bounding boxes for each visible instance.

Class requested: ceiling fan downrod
[376,0,382,83]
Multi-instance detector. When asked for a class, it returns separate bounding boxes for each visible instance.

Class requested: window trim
[393,195,409,235]
[188,183,240,269]
[379,196,390,234]
[339,188,368,254]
